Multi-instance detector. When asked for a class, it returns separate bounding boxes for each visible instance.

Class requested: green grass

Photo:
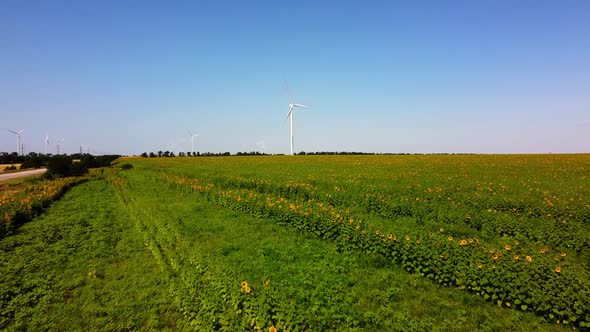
[0,180,186,331]
[1,155,584,330]
[130,155,590,327]
[116,168,560,331]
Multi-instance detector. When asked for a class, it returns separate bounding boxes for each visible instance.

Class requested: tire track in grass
[0,180,188,331]
[114,175,235,331]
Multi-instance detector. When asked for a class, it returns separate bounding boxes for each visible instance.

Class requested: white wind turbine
[45,133,50,154]
[186,129,199,155]
[7,129,24,156]
[283,80,310,155]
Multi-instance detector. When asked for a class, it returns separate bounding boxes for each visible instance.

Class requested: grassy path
[0,179,186,331]
[0,171,566,330]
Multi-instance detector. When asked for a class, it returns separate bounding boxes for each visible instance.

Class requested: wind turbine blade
[283,78,293,104]
[186,129,193,136]
[18,129,24,134]
[7,129,18,134]
[281,109,292,127]
[293,103,310,108]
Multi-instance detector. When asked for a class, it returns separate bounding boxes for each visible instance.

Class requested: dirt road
[0,168,47,181]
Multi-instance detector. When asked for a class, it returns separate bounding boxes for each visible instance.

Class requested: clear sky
[1,1,589,155]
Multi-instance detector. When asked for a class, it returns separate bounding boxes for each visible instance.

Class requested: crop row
[167,172,590,258]
[160,172,590,328]
[0,177,87,240]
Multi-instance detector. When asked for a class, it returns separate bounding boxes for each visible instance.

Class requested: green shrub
[45,155,88,179]
[120,163,134,170]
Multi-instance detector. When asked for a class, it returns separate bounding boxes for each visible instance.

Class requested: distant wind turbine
[45,133,50,154]
[7,129,24,156]
[283,80,310,155]
[186,129,199,154]
[169,141,179,155]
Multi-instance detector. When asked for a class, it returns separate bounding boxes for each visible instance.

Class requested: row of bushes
[44,155,121,179]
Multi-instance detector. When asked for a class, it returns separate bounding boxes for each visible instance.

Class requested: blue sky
[1,1,589,155]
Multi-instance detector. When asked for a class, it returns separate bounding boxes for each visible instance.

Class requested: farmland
[1,154,589,330]
[0,164,22,173]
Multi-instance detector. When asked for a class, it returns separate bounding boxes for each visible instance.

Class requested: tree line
[0,152,120,179]
[139,151,480,157]
[140,151,244,158]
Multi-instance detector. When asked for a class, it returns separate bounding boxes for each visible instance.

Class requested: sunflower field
[1,154,588,330]
[139,154,590,328]
[0,176,87,239]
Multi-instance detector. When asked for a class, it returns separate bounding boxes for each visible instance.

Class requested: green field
[1,155,589,331]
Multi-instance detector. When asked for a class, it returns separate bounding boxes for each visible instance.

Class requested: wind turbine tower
[283,81,310,155]
[186,129,199,155]
[45,133,50,155]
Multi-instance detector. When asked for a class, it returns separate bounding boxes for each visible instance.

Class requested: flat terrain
[2,154,589,330]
